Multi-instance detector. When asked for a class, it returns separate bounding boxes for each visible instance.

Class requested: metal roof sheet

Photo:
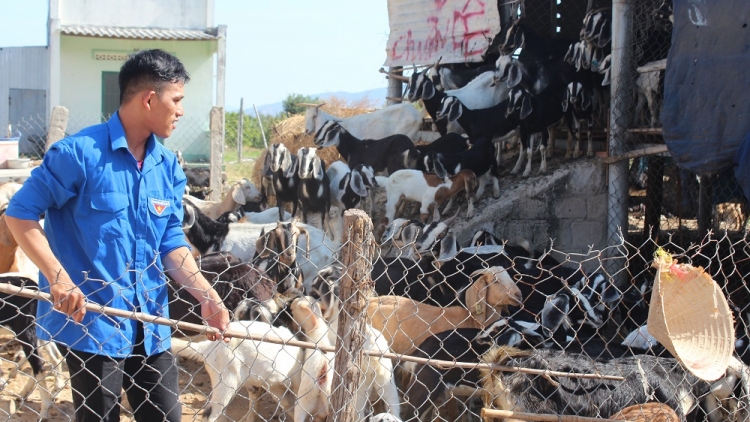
[60,25,219,40]
[384,0,501,66]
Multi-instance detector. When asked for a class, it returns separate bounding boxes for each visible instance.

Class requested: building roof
[60,25,220,40]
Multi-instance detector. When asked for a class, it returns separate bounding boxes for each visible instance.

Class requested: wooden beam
[481,409,628,422]
[601,144,669,164]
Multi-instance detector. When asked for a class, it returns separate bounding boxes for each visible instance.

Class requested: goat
[379,218,425,259]
[296,147,331,234]
[479,345,747,422]
[635,65,663,128]
[252,222,307,293]
[0,275,65,422]
[172,321,303,422]
[327,161,378,242]
[422,134,501,200]
[366,267,522,355]
[414,133,469,171]
[314,121,418,176]
[427,59,498,91]
[0,183,22,209]
[184,179,261,220]
[167,251,275,325]
[563,82,596,158]
[181,203,338,288]
[302,102,422,141]
[375,169,478,227]
[291,294,402,420]
[269,142,300,222]
[506,87,566,176]
[258,149,275,210]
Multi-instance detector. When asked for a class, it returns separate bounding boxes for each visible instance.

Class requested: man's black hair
[118,49,191,105]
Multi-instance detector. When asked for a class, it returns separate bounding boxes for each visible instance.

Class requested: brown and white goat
[376,169,479,229]
[366,267,522,355]
[184,179,261,220]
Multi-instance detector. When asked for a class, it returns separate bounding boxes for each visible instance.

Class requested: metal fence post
[237,98,244,163]
[45,106,69,151]
[331,209,376,422]
[209,107,224,202]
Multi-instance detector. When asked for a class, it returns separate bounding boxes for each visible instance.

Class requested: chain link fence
[0,210,749,421]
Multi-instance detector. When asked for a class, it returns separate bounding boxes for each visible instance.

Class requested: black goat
[269,142,299,222]
[506,86,566,177]
[407,70,451,135]
[296,147,330,234]
[168,251,275,325]
[562,82,596,158]
[414,133,469,172]
[314,121,418,175]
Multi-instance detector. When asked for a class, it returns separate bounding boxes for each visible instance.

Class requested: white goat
[375,169,478,226]
[184,179,261,220]
[290,298,400,422]
[303,103,422,141]
[172,322,303,422]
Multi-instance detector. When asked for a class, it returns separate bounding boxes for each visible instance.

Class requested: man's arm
[162,247,230,342]
[5,217,87,323]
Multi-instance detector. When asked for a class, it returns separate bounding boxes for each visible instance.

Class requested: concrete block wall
[450,159,608,265]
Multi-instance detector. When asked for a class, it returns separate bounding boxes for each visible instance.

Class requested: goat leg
[546,126,555,159]
[574,120,582,158]
[538,131,549,174]
[586,119,594,157]
[511,142,526,175]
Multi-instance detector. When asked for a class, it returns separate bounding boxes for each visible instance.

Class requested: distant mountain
[243,87,389,116]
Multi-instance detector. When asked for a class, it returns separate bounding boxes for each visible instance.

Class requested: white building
[0,0,226,160]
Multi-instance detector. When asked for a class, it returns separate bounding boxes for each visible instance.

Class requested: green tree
[282,93,320,115]
[225,111,281,149]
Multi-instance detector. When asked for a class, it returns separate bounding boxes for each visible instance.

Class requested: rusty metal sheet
[384,0,501,66]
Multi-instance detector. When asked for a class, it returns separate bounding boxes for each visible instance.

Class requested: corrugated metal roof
[60,25,219,40]
[384,0,501,66]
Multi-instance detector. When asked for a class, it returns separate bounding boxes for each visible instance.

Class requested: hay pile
[250,96,382,187]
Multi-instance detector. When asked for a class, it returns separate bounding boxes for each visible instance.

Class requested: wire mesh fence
[1,209,750,421]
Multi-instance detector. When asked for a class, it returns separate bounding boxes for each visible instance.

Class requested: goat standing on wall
[296,147,331,236]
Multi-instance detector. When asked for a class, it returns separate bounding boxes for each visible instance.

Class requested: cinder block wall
[450,159,608,264]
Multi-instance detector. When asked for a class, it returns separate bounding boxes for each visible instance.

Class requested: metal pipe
[607,0,634,278]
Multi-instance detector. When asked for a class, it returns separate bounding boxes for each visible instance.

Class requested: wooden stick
[601,144,668,164]
[481,409,629,422]
[378,67,410,82]
[385,97,404,102]
[0,283,625,381]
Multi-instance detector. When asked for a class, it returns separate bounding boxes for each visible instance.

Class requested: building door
[9,88,46,156]
[102,71,120,120]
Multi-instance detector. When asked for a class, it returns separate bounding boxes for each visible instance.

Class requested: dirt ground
[0,332,280,422]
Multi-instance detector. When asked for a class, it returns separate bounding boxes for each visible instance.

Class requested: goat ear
[515,29,525,50]
[541,294,570,335]
[600,283,622,304]
[562,89,570,112]
[182,203,196,229]
[350,171,368,197]
[434,156,448,179]
[313,156,325,181]
[507,63,522,88]
[465,273,488,320]
[447,101,462,122]
[231,183,247,205]
[432,203,441,223]
[581,89,592,110]
[262,151,273,176]
[423,79,436,100]
[601,68,611,86]
[282,150,296,178]
[597,19,612,48]
[437,233,459,262]
[520,94,533,120]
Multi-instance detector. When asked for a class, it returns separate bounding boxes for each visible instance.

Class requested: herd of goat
[1,4,741,422]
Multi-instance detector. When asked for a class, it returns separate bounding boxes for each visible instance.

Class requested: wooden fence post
[209,107,224,202]
[45,106,69,151]
[330,209,376,422]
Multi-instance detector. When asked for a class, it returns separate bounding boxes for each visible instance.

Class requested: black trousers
[58,329,181,422]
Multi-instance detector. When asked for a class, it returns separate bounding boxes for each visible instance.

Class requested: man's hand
[200,294,230,342]
[50,270,86,323]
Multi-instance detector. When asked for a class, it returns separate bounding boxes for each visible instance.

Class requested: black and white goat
[422,133,501,200]
[506,87,566,176]
[414,133,469,172]
[296,147,331,235]
[326,161,377,242]
[269,142,299,222]
[314,121,418,176]
[427,59,498,91]
[562,82,596,158]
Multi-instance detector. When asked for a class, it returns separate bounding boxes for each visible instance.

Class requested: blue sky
[0,1,391,108]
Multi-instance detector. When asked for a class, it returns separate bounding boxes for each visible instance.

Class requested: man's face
[148,81,185,138]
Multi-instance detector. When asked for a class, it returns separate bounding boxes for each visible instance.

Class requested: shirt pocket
[88,193,130,241]
[147,194,175,240]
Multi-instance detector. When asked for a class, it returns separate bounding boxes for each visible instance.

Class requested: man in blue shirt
[6,49,229,422]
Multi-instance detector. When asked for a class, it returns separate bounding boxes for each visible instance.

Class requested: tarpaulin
[662,0,750,175]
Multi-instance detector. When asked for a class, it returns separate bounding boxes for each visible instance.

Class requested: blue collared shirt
[6,112,189,357]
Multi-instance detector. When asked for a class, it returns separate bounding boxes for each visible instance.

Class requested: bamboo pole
[330,209,376,421]
[601,144,668,164]
[379,67,410,82]
[237,98,244,163]
[481,409,629,422]
[0,283,625,382]
[253,103,267,149]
